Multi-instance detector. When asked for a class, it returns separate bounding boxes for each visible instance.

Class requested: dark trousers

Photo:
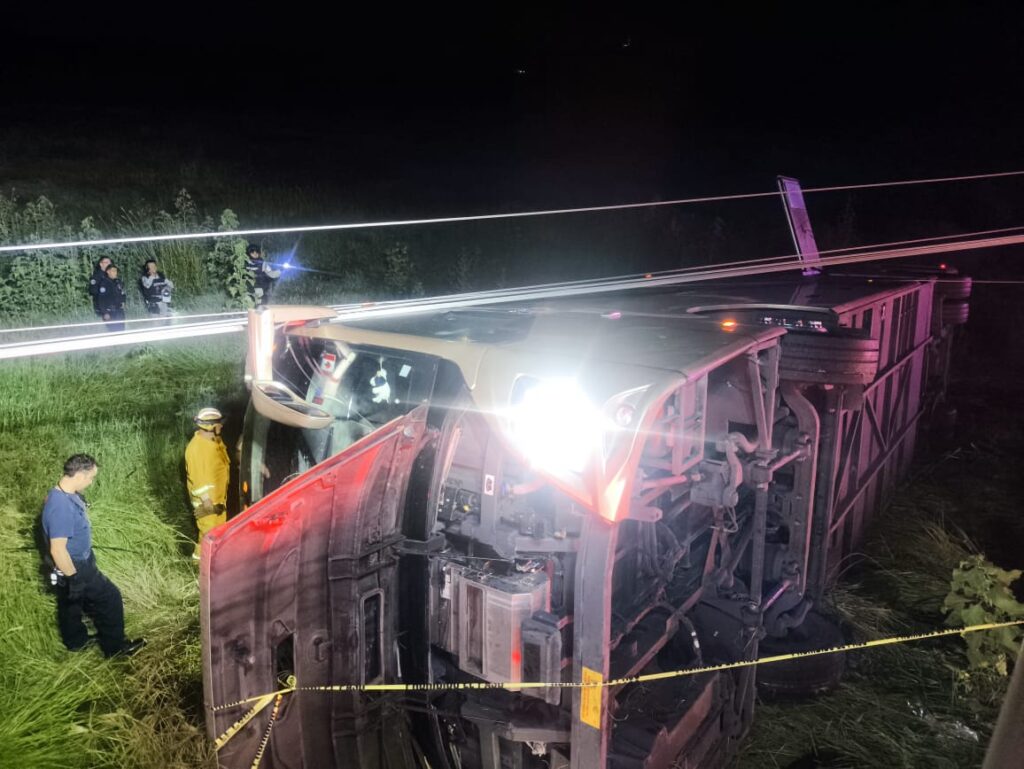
[103,309,126,332]
[57,553,126,657]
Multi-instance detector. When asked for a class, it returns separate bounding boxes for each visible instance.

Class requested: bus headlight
[509,377,603,474]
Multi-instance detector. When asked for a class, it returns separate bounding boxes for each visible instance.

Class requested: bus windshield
[245,335,439,501]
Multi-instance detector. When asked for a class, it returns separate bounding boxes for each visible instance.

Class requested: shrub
[0,194,97,318]
[206,210,251,308]
[943,555,1024,678]
[0,191,248,321]
[447,247,480,293]
[382,241,423,296]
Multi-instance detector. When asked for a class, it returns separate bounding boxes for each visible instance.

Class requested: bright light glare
[509,378,602,474]
[0,319,245,360]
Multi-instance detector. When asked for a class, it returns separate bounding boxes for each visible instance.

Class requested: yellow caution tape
[213,691,285,752]
[213,619,1023,717]
[249,693,284,769]
[213,619,1024,762]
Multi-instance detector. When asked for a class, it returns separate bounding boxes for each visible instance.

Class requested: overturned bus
[201,267,970,769]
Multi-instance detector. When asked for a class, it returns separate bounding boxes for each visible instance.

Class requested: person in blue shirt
[41,454,145,658]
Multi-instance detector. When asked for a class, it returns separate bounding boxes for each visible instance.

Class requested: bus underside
[202,273,969,769]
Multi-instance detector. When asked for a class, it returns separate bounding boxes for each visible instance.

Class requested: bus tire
[935,277,972,301]
[756,612,846,698]
[779,332,881,386]
[941,301,970,326]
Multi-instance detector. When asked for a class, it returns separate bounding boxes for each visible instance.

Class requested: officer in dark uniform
[244,244,281,307]
[96,263,127,331]
[41,454,145,658]
[88,256,112,317]
[139,259,174,316]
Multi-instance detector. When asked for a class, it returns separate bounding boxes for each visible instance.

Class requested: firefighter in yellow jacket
[185,407,230,560]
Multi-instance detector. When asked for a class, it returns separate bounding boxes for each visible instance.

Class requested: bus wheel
[756,612,846,698]
[935,276,972,301]
[779,332,880,386]
[941,300,970,326]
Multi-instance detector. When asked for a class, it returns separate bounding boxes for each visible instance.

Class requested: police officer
[41,454,145,658]
[244,244,281,307]
[139,259,174,316]
[96,263,127,331]
[88,256,112,317]
[185,407,230,560]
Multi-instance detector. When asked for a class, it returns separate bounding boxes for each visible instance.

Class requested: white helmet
[195,407,223,429]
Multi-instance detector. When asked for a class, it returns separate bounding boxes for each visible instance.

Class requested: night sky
[4,10,1022,185]
[3,7,1024,258]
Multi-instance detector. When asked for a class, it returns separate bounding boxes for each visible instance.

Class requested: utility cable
[3,222,1022,340]
[4,229,1023,360]
[2,170,1023,255]
[7,214,1009,340]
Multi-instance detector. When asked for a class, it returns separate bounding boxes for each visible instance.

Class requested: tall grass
[4,347,1010,769]
[737,467,1012,768]
[0,339,245,768]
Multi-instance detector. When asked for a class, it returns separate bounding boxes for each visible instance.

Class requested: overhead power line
[3,223,1019,338]
[1,169,1023,256]
[2,228,1022,361]
[803,169,1024,194]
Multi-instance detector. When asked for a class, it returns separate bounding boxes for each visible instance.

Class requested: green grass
[736,447,1017,768]
[0,339,246,769]
[0,311,1019,767]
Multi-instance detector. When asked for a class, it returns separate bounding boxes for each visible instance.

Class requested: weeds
[737,437,1019,768]
[205,209,250,306]
[943,556,1024,680]
[0,339,243,768]
[0,191,254,321]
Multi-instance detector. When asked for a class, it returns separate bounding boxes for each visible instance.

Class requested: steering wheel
[346,394,376,431]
